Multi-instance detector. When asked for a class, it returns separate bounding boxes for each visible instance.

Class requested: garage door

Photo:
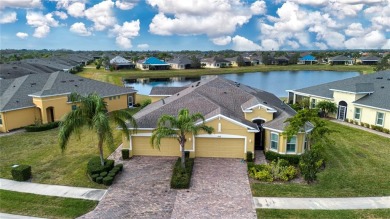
[195,137,245,158]
[132,136,181,156]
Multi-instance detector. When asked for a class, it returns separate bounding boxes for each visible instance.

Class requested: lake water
[125,71,360,97]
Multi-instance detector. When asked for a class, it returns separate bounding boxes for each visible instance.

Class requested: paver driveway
[171,158,257,219]
[79,156,177,219]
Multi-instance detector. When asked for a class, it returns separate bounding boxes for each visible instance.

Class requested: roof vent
[79,79,84,81]
[75,85,78,87]
[387,78,390,81]
[376,77,383,79]
[177,93,180,96]
[61,80,66,83]
[381,86,384,89]
[263,101,267,105]
[69,80,74,82]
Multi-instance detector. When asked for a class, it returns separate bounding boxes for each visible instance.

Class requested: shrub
[87,156,115,176]
[246,151,253,162]
[299,150,324,184]
[171,158,194,189]
[254,170,273,182]
[248,160,297,182]
[278,159,290,167]
[121,149,130,160]
[96,176,103,184]
[91,174,99,182]
[112,167,120,174]
[371,125,384,132]
[11,165,31,181]
[103,176,114,186]
[383,128,390,134]
[108,172,116,178]
[25,122,59,132]
[265,151,301,165]
[140,99,152,109]
[115,164,123,171]
[247,162,255,170]
[100,172,108,177]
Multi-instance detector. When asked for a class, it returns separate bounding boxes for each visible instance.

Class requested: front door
[128,95,133,108]
[253,119,265,150]
[338,106,346,120]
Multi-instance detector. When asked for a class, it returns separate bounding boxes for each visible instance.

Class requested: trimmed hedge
[87,156,115,175]
[100,172,107,177]
[121,149,130,160]
[11,165,31,181]
[171,158,194,189]
[265,151,301,165]
[91,174,99,182]
[103,176,114,186]
[246,151,253,162]
[115,164,123,171]
[25,122,59,132]
[96,176,103,184]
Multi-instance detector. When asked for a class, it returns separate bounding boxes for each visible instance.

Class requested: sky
[0,0,389,51]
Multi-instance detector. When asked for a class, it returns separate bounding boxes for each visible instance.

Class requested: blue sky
[0,0,389,51]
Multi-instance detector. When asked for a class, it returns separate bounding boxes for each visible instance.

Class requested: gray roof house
[329,55,354,65]
[200,57,230,68]
[166,57,192,69]
[287,70,390,130]
[110,56,135,69]
[359,56,381,65]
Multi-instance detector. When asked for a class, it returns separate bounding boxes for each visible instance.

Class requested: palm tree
[150,108,214,168]
[59,93,137,166]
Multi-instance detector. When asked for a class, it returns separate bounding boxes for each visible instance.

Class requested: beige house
[0,72,136,132]
[200,57,230,68]
[123,76,312,160]
[287,70,390,130]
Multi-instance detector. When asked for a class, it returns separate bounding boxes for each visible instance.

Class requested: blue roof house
[298,55,317,65]
[136,57,170,70]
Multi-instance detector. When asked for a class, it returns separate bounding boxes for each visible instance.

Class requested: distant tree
[262,52,271,65]
[190,55,201,69]
[236,55,246,67]
[288,53,300,65]
[375,54,390,71]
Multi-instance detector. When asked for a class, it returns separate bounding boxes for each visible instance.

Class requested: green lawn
[252,121,390,197]
[257,209,390,219]
[78,64,375,86]
[0,190,97,219]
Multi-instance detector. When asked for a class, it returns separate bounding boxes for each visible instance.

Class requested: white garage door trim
[193,134,247,153]
[129,133,152,150]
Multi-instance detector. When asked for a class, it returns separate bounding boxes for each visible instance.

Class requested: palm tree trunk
[98,136,105,166]
[181,144,186,169]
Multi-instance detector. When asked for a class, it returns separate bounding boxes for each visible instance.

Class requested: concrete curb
[253,197,390,210]
[0,178,107,201]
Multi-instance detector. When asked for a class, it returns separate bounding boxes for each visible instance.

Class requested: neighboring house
[0,62,58,79]
[298,55,317,65]
[136,57,170,70]
[0,72,136,133]
[200,57,230,68]
[357,56,381,65]
[123,76,312,159]
[275,56,290,65]
[110,56,135,70]
[287,70,390,130]
[225,56,251,67]
[148,86,187,102]
[329,55,354,65]
[167,57,192,69]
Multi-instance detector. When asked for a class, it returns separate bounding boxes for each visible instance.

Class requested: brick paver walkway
[79,156,177,219]
[171,158,257,219]
[254,150,267,164]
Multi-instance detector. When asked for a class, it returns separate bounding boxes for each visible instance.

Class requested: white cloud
[110,20,140,48]
[70,22,92,36]
[315,42,328,50]
[281,0,327,6]
[26,11,59,38]
[250,1,266,15]
[260,38,279,50]
[344,31,387,49]
[147,0,265,41]
[33,25,50,38]
[345,23,365,37]
[54,11,68,19]
[0,0,42,9]
[116,36,132,49]
[16,32,29,39]
[0,11,17,24]
[137,43,149,49]
[286,40,300,49]
[232,35,261,51]
[115,0,138,10]
[67,2,85,18]
[211,36,232,46]
[382,39,390,49]
[51,0,87,9]
[84,0,116,31]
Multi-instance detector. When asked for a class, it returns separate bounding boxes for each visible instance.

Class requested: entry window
[354,108,361,120]
[304,135,308,151]
[376,112,385,126]
[270,133,279,150]
[286,136,297,153]
[311,99,316,108]
[71,105,77,111]
[0,114,2,125]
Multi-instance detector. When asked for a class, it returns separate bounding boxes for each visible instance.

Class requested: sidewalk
[0,178,107,201]
[0,213,45,219]
[330,119,390,139]
[253,197,390,210]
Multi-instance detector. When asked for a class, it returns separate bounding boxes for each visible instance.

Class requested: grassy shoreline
[78,64,375,86]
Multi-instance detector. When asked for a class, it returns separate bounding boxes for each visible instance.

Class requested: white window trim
[354,107,361,121]
[375,112,385,127]
[0,114,3,126]
[270,132,279,152]
[286,136,297,154]
[311,98,316,109]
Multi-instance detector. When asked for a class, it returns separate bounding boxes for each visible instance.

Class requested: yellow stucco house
[287,70,390,131]
[0,71,136,132]
[123,76,312,160]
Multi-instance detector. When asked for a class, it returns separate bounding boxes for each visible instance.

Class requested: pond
[124,71,360,97]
